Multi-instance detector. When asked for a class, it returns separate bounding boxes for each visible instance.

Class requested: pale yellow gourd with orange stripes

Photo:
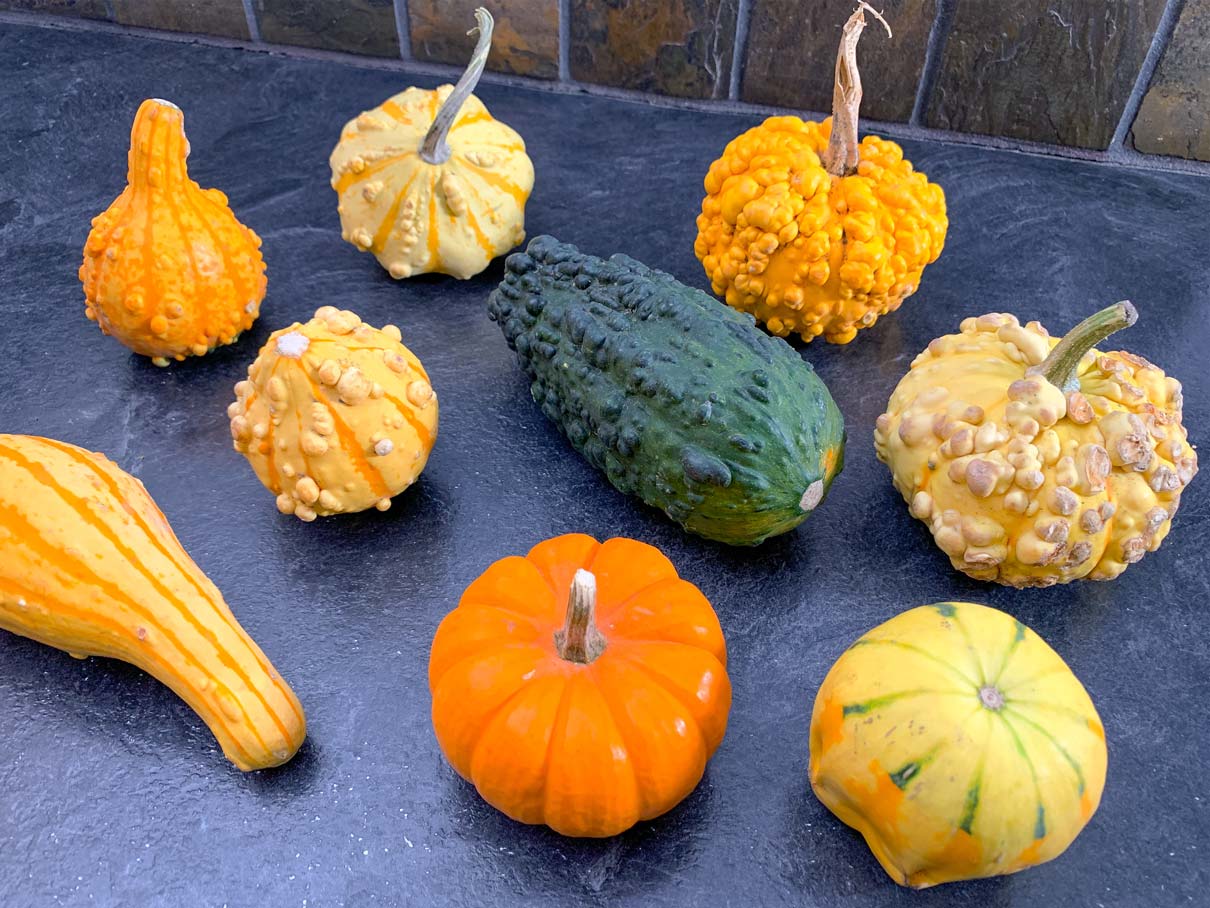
[229,307,438,521]
[0,435,305,771]
[329,8,533,280]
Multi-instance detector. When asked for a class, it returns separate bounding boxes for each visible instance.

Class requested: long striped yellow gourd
[0,435,305,771]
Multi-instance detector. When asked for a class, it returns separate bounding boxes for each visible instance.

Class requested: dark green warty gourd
[487,236,846,546]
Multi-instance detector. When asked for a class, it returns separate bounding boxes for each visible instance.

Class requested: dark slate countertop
[1,22,1208,908]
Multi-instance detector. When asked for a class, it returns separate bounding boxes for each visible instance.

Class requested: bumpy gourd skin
[229,307,438,521]
[330,87,533,280]
[810,602,1106,888]
[488,236,846,546]
[695,116,946,344]
[875,313,1196,586]
[80,99,267,366]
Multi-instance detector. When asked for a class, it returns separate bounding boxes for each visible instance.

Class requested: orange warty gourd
[429,534,731,837]
[694,4,946,344]
[330,8,534,280]
[229,307,438,521]
[0,435,305,771]
[80,98,267,366]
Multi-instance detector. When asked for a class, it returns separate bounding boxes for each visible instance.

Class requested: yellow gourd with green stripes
[0,435,305,771]
[809,602,1106,888]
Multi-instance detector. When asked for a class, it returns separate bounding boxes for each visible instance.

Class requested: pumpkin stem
[978,685,1005,711]
[822,3,891,178]
[554,569,607,664]
[1034,301,1138,391]
[127,98,190,189]
[419,7,494,165]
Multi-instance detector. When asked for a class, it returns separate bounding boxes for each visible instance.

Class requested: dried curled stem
[822,2,892,178]
[420,7,494,165]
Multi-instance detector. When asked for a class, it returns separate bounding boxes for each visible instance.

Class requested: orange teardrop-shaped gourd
[429,534,731,837]
[80,99,268,366]
[0,435,305,771]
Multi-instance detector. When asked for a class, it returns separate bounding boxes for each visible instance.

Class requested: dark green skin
[487,236,846,546]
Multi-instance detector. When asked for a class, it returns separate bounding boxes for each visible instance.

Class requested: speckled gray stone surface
[0,22,1208,908]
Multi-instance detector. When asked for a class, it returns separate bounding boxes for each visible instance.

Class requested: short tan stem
[554,569,607,664]
[419,7,494,165]
[1034,301,1138,391]
[822,3,891,177]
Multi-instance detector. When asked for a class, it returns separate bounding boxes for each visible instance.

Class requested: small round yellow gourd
[810,602,1107,888]
[80,98,267,366]
[329,8,534,280]
[229,307,438,521]
[875,303,1196,587]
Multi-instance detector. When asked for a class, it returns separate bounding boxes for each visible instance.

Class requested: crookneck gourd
[429,534,731,838]
[810,602,1107,888]
[0,435,305,771]
[488,236,845,546]
[329,7,534,280]
[229,307,438,521]
[80,98,267,366]
[875,303,1196,587]
[694,4,946,344]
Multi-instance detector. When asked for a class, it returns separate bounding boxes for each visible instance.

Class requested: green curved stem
[420,7,494,165]
[1035,301,1138,390]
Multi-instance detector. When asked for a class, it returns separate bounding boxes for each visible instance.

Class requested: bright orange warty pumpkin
[428,534,731,837]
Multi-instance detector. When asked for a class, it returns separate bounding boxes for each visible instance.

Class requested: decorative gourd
[0,434,305,771]
[694,4,946,344]
[329,8,534,280]
[875,303,1196,587]
[809,601,1107,888]
[429,533,731,837]
[229,307,438,522]
[80,98,267,366]
[487,236,845,546]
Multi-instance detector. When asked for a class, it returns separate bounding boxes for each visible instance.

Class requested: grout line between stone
[1110,0,1186,151]
[728,0,753,102]
[910,0,955,126]
[393,0,411,61]
[240,0,261,43]
[558,0,571,82]
[2,9,1207,179]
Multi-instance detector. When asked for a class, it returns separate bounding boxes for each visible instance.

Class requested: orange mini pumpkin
[429,534,731,837]
[80,98,267,366]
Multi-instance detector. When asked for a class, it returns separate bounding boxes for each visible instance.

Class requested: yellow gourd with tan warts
[329,8,533,280]
[694,5,946,344]
[229,307,438,521]
[0,434,305,771]
[875,303,1196,587]
[80,98,267,366]
[810,602,1107,888]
